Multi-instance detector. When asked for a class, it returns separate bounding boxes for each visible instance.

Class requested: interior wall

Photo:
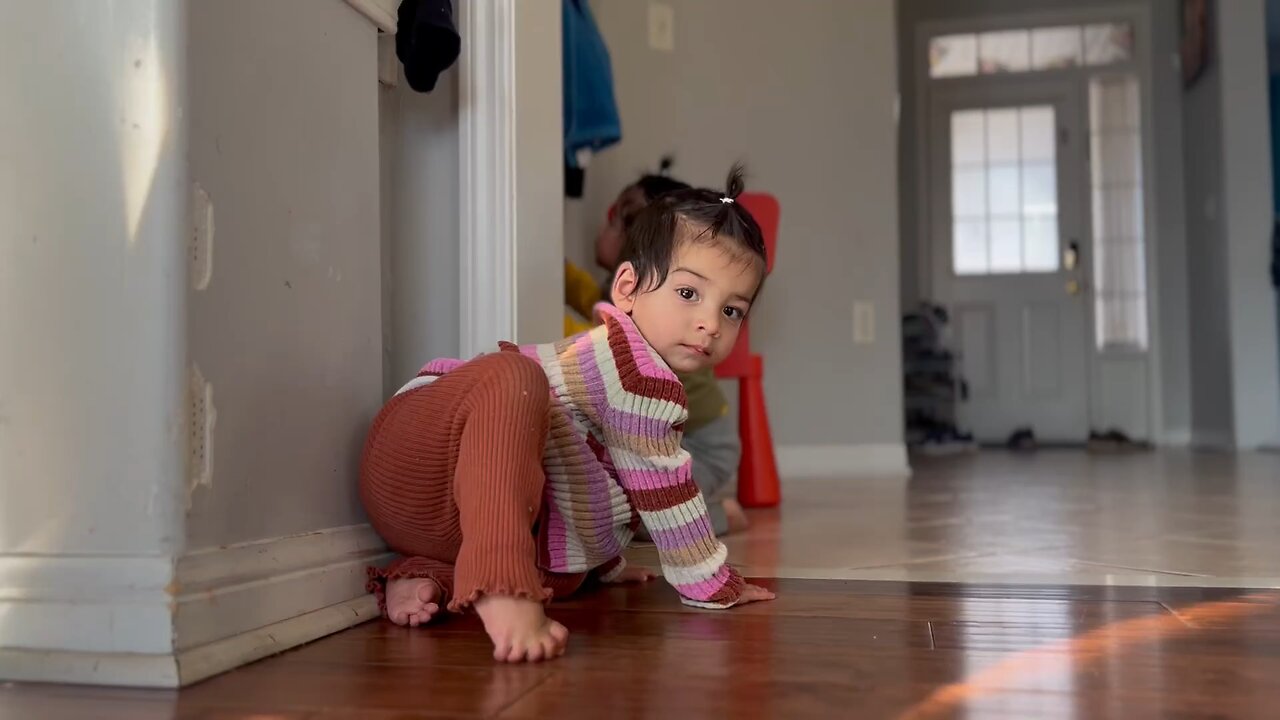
[583,0,902,449]
[185,0,383,549]
[0,0,188,560]
[514,0,567,345]
[382,65,461,393]
[1218,0,1280,448]
[1182,18,1234,444]
[897,0,1193,442]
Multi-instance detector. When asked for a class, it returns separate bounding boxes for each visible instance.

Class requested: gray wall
[0,0,188,560]
[1182,6,1235,444]
[1200,0,1280,448]
[583,0,902,448]
[185,0,383,549]
[897,0,1193,441]
[381,66,461,394]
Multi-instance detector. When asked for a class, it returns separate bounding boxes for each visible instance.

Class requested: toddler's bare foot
[386,577,442,627]
[723,498,750,534]
[474,594,569,663]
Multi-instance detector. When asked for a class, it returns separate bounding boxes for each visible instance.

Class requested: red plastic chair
[716,192,780,508]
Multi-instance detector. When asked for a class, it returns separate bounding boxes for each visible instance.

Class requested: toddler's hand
[734,583,777,607]
[607,565,658,584]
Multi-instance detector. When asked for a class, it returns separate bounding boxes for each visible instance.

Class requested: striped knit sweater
[415,303,745,609]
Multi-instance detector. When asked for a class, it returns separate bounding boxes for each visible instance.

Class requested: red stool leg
[736,355,780,508]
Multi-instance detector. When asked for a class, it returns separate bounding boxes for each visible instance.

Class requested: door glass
[1089,74,1147,350]
[950,105,1060,276]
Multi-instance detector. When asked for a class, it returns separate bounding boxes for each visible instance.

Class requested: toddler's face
[611,241,763,374]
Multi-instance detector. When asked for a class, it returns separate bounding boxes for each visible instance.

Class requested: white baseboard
[1158,428,1193,447]
[176,595,379,686]
[776,443,911,480]
[1,524,392,687]
[174,523,391,652]
[0,596,380,688]
[0,555,177,655]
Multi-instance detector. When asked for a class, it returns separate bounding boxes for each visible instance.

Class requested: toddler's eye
[677,287,697,301]
[723,306,746,321]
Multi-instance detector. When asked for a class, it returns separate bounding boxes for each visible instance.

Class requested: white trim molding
[776,443,912,480]
[457,0,563,354]
[0,525,391,687]
[171,524,390,686]
[457,0,518,358]
[344,0,398,34]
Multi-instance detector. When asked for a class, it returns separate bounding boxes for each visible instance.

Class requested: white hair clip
[720,197,735,204]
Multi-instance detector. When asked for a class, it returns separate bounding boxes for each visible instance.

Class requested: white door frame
[912,4,1166,442]
[457,0,563,358]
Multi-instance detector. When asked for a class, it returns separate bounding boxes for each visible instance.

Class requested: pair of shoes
[1007,427,1036,451]
[1087,428,1149,453]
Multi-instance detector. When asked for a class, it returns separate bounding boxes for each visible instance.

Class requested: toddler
[566,165,748,535]
[361,166,775,664]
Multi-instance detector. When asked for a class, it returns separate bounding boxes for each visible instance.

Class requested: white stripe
[394,374,438,396]
[680,597,735,610]
[589,333,687,421]
[637,494,710,533]
[597,558,628,583]
[611,445,689,472]
[661,543,729,587]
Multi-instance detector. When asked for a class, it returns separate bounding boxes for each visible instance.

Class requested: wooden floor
[5,578,1280,719]
[691,451,1280,586]
[7,452,1280,718]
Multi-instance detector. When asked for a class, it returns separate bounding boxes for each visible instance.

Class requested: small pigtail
[723,162,746,201]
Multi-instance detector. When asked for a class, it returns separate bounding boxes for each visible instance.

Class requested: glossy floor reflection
[4,580,1279,719]
[648,450,1280,587]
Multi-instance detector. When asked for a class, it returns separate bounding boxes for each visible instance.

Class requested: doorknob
[1064,240,1080,271]
[1066,279,1082,295]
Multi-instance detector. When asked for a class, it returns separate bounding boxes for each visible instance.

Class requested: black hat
[396,0,461,93]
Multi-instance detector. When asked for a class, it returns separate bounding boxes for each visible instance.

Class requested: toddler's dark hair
[620,163,767,295]
[632,156,691,202]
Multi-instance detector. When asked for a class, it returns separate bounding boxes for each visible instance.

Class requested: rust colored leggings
[360,352,585,614]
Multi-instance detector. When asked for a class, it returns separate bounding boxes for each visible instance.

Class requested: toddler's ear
[610,262,640,313]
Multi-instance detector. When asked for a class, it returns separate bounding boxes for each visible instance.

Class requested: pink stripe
[618,465,692,491]
[673,567,734,601]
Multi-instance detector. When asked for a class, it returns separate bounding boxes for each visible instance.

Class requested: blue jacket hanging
[563,0,621,168]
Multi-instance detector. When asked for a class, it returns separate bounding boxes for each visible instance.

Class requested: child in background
[564,164,748,536]
[361,166,775,663]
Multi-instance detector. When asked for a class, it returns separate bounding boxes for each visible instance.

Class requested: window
[951,106,1059,276]
[1089,74,1147,350]
[930,22,1133,79]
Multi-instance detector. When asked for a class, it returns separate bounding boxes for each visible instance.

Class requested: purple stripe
[647,517,716,552]
[602,406,676,439]
[575,343,609,414]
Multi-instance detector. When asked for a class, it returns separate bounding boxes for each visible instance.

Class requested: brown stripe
[627,480,700,512]
[606,318,687,405]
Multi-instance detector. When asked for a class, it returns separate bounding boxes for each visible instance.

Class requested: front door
[929,78,1090,443]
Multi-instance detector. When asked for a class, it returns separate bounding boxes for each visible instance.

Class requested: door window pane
[950,105,1060,276]
[1031,26,1083,70]
[978,30,1031,73]
[929,22,1135,79]
[930,34,978,78]
[1084,23,1134,66]
[954,220,989,274]
[1089,74,1147,350]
